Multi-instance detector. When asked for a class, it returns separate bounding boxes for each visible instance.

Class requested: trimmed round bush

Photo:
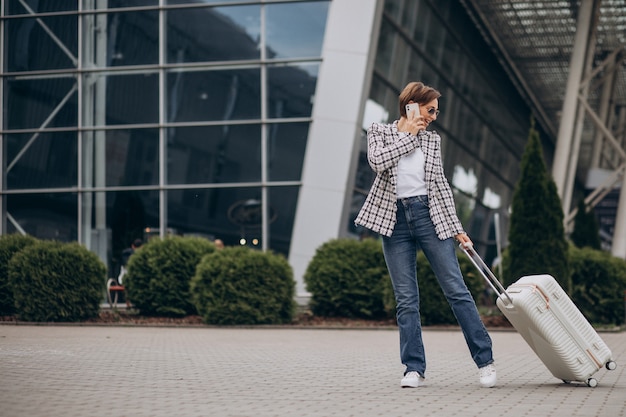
[125,236,216,316]
[569,245,626,326]
[304,238,389,319]
[0,234,38,315]
[9,241,106,322]
[191,246,295,325]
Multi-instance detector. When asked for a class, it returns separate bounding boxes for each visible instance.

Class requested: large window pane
[81,72,159,126]
[5,76,78,129]
[167,124,262,184]
[5,1,77,16]
[106,189,159,269]
[167,68,260,122]
[81,11,159,67]
[5,131,77,189]
[166,5,260,63]
[267,63,318,118]
[268,123,308,181]
[90,0,158,9]
[167,186,262,247]
[4,16,77,71]
[265,2,329,59]
[7,193,78,241]
[268,185,299,256]
[166,0,241,3]
[82,129,159,187]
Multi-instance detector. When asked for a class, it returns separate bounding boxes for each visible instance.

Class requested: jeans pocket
[416,195,429,208]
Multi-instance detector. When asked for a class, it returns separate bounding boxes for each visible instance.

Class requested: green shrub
[125,236,216,316]
[191,246,295,325]
[9,241,105,322]
[305,238,390,319]
[0,234,38,315]
[569,245,626,326]
[506,121,569,289]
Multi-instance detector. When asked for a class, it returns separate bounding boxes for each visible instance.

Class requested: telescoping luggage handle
[459,243,513,305]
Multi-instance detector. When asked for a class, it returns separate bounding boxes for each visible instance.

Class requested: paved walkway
[0,325,624,417]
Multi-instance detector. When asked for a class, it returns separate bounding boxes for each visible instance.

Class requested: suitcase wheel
[586,378,598,388]
[606,361,617,371]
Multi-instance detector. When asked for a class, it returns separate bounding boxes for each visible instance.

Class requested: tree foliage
[505,121,569,289]
[571,198,601,250]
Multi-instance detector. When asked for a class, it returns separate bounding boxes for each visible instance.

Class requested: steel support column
[613,106,626,259]
[552,0,598,211]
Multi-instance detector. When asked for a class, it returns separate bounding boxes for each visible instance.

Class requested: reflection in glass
[5,77,78,130]
[267,63,319,118]
[166,5,260,63]
[5,0,77,14]
[5,131,77,189]
[107,190,159,269]
[4,16,77,71]
[7,193,78,241]
[167,186,262,247]
[81,72,159,126]
[266,2,329,59]
[82,129,159,187]
[269,186,299,256]
[167,125,262,184]
[267,123,308,181]
[167,68,261,122]
[482,187,502,209]
[452,166,478,197]
[83,10,159,67]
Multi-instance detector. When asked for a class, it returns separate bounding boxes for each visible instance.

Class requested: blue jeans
[382,196,493,377]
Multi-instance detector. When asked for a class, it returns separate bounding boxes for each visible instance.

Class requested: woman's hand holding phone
[404,103,426,135]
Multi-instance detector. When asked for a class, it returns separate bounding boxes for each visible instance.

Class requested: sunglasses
[426,107,440,117]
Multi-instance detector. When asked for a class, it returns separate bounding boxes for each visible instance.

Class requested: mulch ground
[0,310,513,329]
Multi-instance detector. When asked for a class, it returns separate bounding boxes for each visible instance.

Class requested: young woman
[355,81,496,388]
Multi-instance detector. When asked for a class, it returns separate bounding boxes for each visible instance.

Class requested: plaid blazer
[354,121,465,239]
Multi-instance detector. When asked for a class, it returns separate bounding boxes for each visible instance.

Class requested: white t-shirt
[397,145,427,198]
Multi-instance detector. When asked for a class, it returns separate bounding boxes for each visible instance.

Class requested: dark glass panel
[267,123,308,182]
[80,72,158,126]
[5,0,77,15]
[4,16,77,71]
[166,186,262,248]
[82,10,159,67]
[81,129,159,187]
[6,193,78,241]
[167,124,262,184]
[5,131,77,189]
[265,2,329,59]
[267,63,318,118]
[166,5,260,63]
[268,185,299,256]
[166,68,260,122]
[166,0,241,3]
[107,189,159,269]
[4,76,78,129]
[96,0,158,8]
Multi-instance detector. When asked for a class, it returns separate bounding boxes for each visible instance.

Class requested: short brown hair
[398,82,441,117]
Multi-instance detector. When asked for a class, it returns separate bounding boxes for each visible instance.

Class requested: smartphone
[405,102,420,115]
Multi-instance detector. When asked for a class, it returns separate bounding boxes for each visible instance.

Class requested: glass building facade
[1,0,554,293]
[350,0,551,262]
[1,0,330,274]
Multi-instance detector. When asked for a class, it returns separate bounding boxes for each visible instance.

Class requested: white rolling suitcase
[462,245,617,387]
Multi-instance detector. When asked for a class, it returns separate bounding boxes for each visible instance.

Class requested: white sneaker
[401,371,425,388]
[479,364,497,388]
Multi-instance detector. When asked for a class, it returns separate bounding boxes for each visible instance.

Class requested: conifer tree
[571,198,601,249]
[505,121,570,290]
